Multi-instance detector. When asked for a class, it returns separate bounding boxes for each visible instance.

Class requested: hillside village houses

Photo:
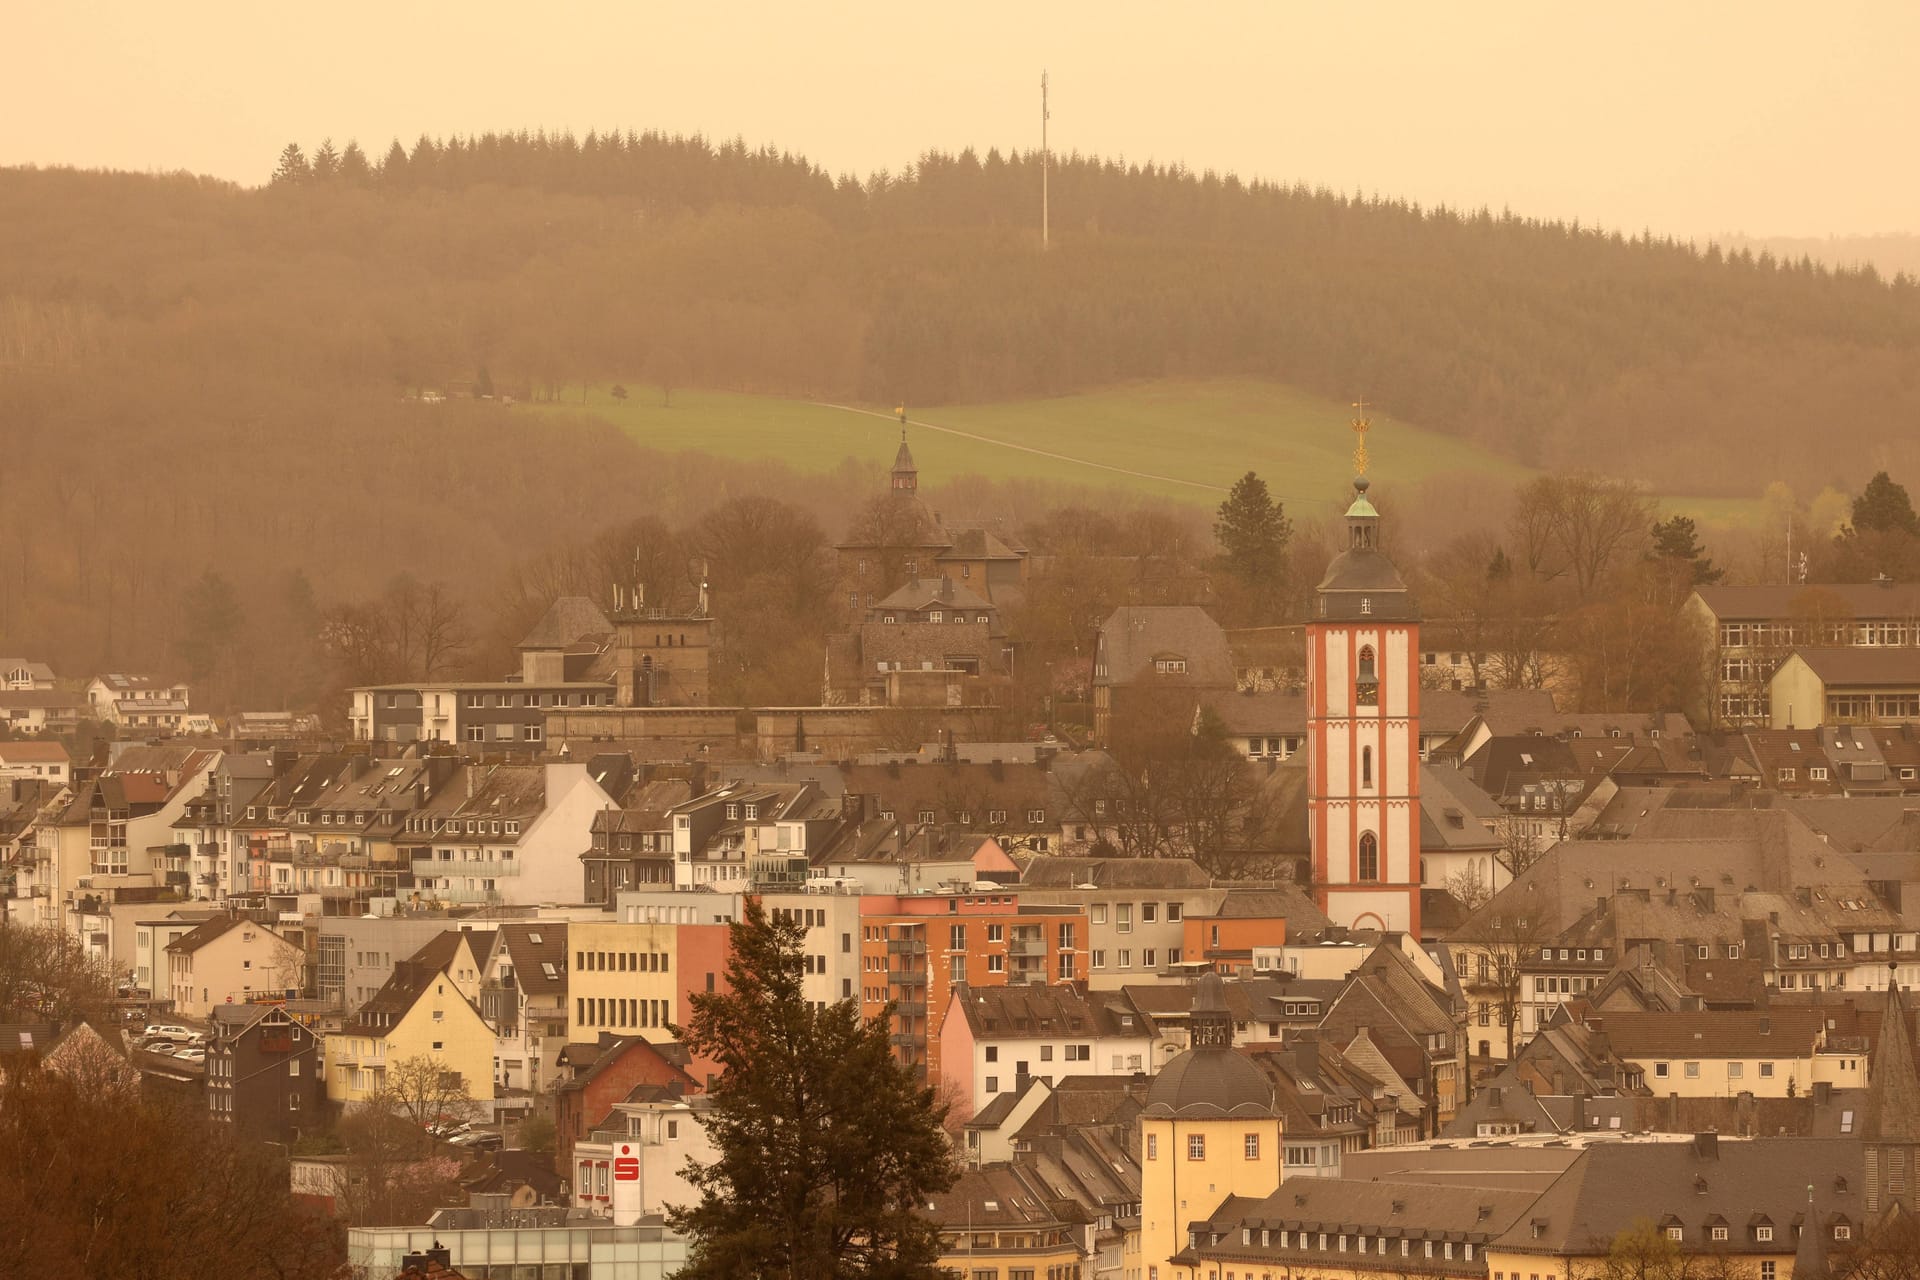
[17,436,1920,1280]
[86,672,201,733]
[166,913,305,1018]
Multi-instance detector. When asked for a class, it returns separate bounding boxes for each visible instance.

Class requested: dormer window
[1154,656,1188,675]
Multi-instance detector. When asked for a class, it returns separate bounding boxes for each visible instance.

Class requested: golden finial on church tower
[1350,397,1372,477]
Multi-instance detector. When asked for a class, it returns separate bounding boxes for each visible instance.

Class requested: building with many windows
[860,893,1089,1083]
[205,1002,325,1141]
[1686,581,1920,726]
[1770,647,1920,729]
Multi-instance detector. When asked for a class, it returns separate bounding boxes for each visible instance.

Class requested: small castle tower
[891,431,918,495]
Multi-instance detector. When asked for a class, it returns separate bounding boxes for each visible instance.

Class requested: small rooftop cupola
[1190,971,1233,1048]
[891,431,918,494]
[1141,970,1273,1118]
[1346,475,1381,551]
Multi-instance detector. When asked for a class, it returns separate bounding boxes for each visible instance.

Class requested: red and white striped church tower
[1306,452,1422,938]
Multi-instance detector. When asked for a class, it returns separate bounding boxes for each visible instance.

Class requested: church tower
[1864,969,1920,1214]
[1307,433,1422,937]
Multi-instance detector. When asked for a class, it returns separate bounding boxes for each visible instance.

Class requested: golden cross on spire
[1350,397,1372,477]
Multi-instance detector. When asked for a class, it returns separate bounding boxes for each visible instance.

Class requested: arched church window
[1356,645,1378,706]
[1362,746,1374,788]
[1358,646,1376,679]
[1359,832,1380,882]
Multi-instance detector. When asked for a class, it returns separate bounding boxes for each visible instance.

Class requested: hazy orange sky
[7,2,1915,239]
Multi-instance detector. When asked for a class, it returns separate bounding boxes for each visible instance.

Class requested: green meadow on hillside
[534,379,1762,526]
[537,380,1521,509]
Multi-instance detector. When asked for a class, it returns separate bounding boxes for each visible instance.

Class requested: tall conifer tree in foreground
[669,900,954,1280]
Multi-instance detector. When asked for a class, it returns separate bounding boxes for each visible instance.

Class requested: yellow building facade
[1137,974,1284,1280]
[325,959,496,1108]
[566,918,684,1043]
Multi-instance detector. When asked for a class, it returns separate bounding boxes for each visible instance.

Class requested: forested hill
[6,131,1919,494]
[4,132,1920,693]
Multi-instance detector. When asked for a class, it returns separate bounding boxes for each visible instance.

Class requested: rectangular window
[1244,1133,1260,1159]
[1187,1134,1206,1160]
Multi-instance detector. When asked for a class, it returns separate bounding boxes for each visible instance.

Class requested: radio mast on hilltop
[1041,70,1051,249]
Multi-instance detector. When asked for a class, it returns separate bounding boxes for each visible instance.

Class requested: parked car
[145,1024,194,1042]
[174,1048,207,1064]
[449,1131,502,1150]
[146,1043,179,1056]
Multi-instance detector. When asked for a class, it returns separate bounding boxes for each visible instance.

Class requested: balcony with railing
[411,857,520,881]
[415,884,505,905]
[1007,935,1046,957]
[887,968,928,987]
[886,938,927,955]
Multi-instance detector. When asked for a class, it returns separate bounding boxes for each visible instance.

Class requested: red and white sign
[614,1143,639,1182]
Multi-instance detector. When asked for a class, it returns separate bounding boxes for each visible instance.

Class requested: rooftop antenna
[1041,70,1050,250]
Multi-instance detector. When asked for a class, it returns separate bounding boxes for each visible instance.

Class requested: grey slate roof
[874,576,996,613]
[1095,607,1236,688]
[1694,582,1920,621]
[1490,1137,1862,1255]
[1142,1045,1275,1118]
[1784,647,1920,685]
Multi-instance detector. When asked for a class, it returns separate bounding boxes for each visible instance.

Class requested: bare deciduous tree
[0,919,115,1025]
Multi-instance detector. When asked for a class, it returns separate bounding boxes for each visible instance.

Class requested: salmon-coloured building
[858,890,1088,1084]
